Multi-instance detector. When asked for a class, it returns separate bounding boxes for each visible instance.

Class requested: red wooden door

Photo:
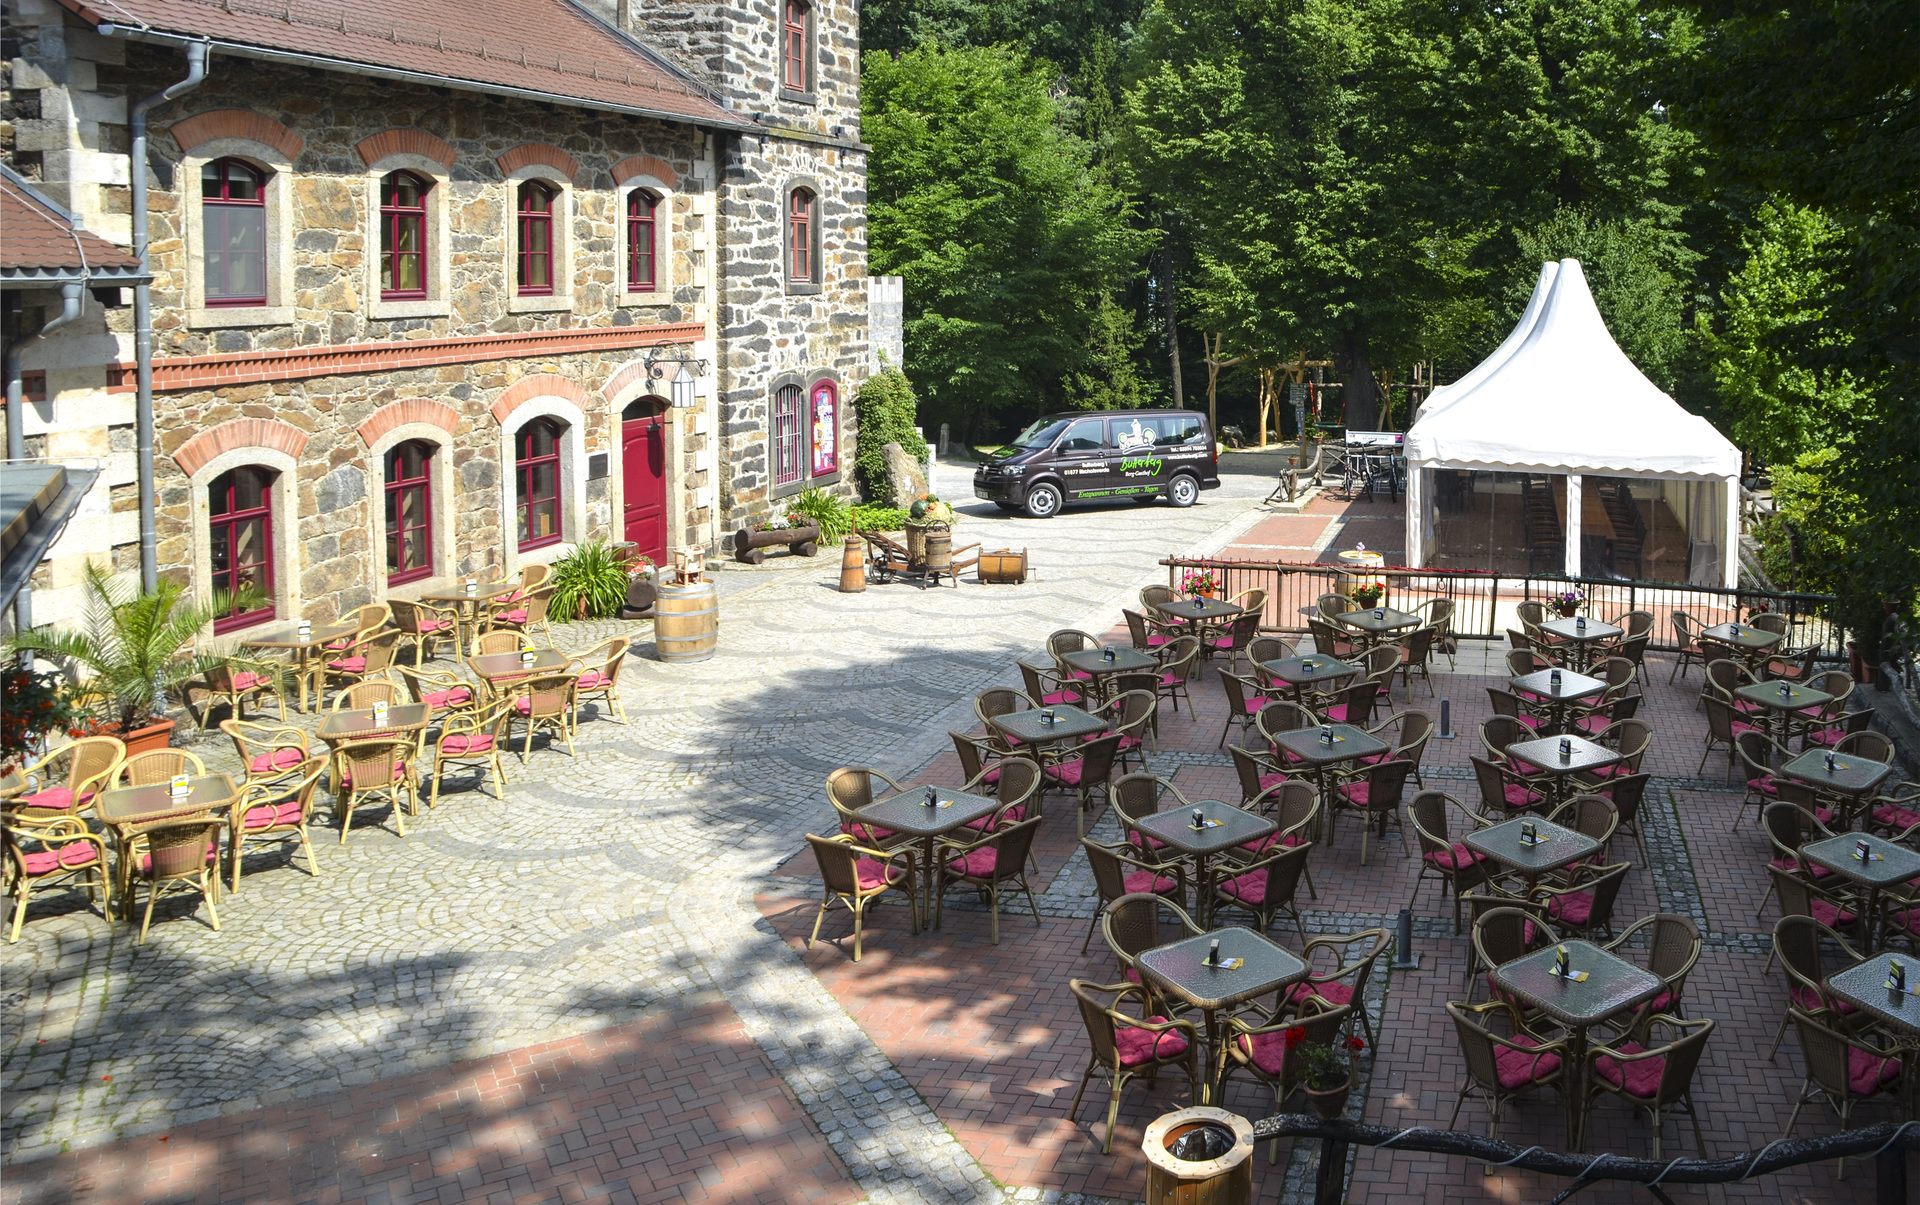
[621,401,668,565]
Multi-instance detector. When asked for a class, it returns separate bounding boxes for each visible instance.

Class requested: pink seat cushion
[1231,1028,1291,1077]
[1337,780,1387,806]
[1215,869,1271,907]
[136,846,219,875]
[17,787,75,811]
[853,856,907,893]
[1509,757,1546,776]
[1730,719,1760,739]
[1500,783,1545,810]
[440,733,496,755]
[575,670,608,690]
[1128,830,1169,853]
[1208,635,1236,650]
[418,618,452,632]
[1287,980,1356,1009]
[1573,714,1611,736]
[1585,761,1631,779]
[1323,705,1353,723]
[1065,669,1094,681]
[241,800,307,830]
[1040,689,1082,707]
[1809,897,1860,928]
[1849,1046,1901,1096]
[1788,985,1860,1016]
[1804,727,1844,747]
[1237,831,1304,857]
[1159,672,1183,688]
[1244,696,1272,715]
[21,843,102,875]
[1494,1035,1564,1090]
[1145,634,1171,648]
[1122,869,1181,896]
[1874,802,1920,831]
[1645,988,1679,1014]
[327,656,367,673]
[841,821,898,845]
[340,762,407,788]
[324,638,353,651]
[1257,772,1289,793]
[947,847,1004,878]
[963,805,1025,832]
[1116,1019,1190,1068]
[497,609,530,625]
[1593,1042,1663,1099]
[249,748,306,775]
[229,670,271,692]
[1545,890,1595,926]
[1424,842,1486,872]
[1747,776,1780,796]
[424,687,475,710]
[1047,759,1092,787]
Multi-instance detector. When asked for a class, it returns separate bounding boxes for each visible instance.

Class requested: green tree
[864,45,1152,434]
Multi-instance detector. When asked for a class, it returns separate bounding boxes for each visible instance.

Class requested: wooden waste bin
[654,580,718,662]
[1143,1108,1254,1205]
[840,534,867,592]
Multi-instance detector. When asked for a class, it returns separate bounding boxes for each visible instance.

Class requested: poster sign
[811,381,838,476]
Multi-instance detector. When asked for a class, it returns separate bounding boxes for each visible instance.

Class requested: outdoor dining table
[1510,668,1607,735]
[1465,817,1601,892]
[1134,926,1307,1103]
[94,773,238,918]
[1060,646,1159,704]
[423,581,522,650]
[989,703,1107,759]
[1504,735,1624,807]
[316,703,434,767]
[1733,680,1833,747]
[1131,799,1277,926]
[1335,607,1420,649]
[854,784,1002,915]
[1257,655,1361,705]
[1779,748,1895,826]
[469,649,572,690]
[1156,596,1244,625]
[1270,724,1390,834]
[1800,834,1920,950]
[239,620,358,712]
[1699,621,1785,668]
[1491,939,1662,1150]
[1829,952,1920,1116]
[1535,616,1623,671]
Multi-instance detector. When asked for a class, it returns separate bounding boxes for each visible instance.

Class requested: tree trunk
[1256,367,1277,447]
[1165,264,1185,409]
[1341,329,1380,431]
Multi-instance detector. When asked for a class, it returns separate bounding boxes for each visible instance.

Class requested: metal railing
[1162,556,1846,660]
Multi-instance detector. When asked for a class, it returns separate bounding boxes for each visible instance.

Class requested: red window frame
[384,440,434,585]
[787,189,815,284]
[515,418,565,550]
[202,157,268,307]
[773,384,805,489]
[517,181,557,297]
[379,170,429,300]
[782,0,811,92]
[626,189,658,292]
[208,466,276,634]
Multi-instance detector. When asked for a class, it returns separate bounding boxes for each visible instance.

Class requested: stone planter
[732,525,820,565]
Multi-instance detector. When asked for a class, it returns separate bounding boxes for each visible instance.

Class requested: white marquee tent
[1403,259,1742,586]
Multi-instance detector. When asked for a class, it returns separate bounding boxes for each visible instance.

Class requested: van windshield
[1007,418,1070,450]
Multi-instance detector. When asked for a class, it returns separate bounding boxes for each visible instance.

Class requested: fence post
[1314,1136,1350,1205]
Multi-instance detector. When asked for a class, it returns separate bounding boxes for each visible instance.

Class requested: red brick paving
[0,998,856,1205]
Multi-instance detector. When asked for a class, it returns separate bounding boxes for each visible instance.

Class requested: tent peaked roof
[1417,260,1557,421]
[1406,259,1739,478]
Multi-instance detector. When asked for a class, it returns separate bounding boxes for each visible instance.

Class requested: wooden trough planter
[733,524,820,564]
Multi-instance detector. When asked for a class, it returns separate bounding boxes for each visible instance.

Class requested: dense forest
[858,0,1918,655]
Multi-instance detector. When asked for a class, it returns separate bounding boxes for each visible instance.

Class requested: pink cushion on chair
[135,846,219,875]
[230,670,269,691]
[575,670,608,690]
[440,734,496,755]
[249,748,306,775]
[1159,672,1183,688]
[1424,842,1486,872]
[1809,896,1860,928]
[497,609,530,625]
[1545,891,1595,926]
[424,687,475,710]
[1046,759,1090,788]
[1730,719,1760,739]
[963,805,1025,832]
[853,856,907,892]
[1065,669,1094,681]
[340,762,407,788]
[1494,1035,1563,1090]
[17,787,75,811]
[1338,780,1383,806]
[1874,803,1920,830]
[324,637,354,651]
[326,656,367,673]
[1122,870,1181,896]
[1804,727,1844,747]
[1145,634,1171,648]
[840,821,898,845]
[947,847,1004,878]
[1849,1047,1901,1096]
[21,843,101,874]
[1747,776,1780,796]
[1788,985,1860,1016]
[1501,783,1545,810]
[1593,1042,1662,1098]
[1232,1028,1290,1077]
[1322,705,1352,723]
[1286,980,1356,1009]
[1116,1019,1190,1067]
[1128,830,1169,853]
[241,800,306,830]
[1040,689,1081,706]
[1215,869,1270,906]
[1645,988,1679,1014]
[418,618,452,632]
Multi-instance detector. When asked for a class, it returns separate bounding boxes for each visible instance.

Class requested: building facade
[1,0,868,634]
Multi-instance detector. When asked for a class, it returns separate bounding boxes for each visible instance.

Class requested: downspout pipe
[130,39,209,594]
[5,282,86,633]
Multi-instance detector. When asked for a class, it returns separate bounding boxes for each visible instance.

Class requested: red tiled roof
[57,0,750,129]
[0,174,144,277]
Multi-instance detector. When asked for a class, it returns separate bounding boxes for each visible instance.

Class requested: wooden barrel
[653,580,718,662]
[839,534,867,592]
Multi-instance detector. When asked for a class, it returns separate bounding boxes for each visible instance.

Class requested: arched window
[517,181,557,296]
[809,379,838,477]
[384,440,434,584]
[208,466,277,632]
[626,190,659,292]
[787,188,816,285]
[379,171,430,300]
[782,0,813,93]
[515,418,565,549]
[773,384,804,489]
[201,158,268,306]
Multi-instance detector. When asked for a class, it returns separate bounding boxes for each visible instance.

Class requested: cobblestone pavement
[1,450,1287,1203]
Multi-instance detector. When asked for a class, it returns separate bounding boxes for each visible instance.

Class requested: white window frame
[498,396,588,573]
[364,153,453,320]
[181,139,294,328]
[188,445,300,633]
[366,422,458,600]
[503,167,575,315]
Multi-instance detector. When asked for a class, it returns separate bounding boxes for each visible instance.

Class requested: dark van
[973,409,1221,518]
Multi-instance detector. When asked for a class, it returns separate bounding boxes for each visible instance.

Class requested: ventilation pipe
[129,39,210,593]
[5,282,86,632]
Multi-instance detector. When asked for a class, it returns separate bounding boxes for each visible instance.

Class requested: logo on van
[1114,419,1156,454]
[1119,456,1163,477]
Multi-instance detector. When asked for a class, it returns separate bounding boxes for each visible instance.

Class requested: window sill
[370,297,450,320]
[771,478,809,501]
[514,541,574,568]
[620,289,672,307]
[189,305,293,329]
[780,88,817,106]
[509,294,574,315]
[808,469,842,489]
[785,280,822,297]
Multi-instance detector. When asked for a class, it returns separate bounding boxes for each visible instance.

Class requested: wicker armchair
[204,655,289,723]
[1205,841,1313,940]
[1217,668,1278,749]
[1468,905,1559,1006]
[1547,795,1620,857]
[1228,744,1290,808]
[1123,608,1178,651]
[1110,773,1181,863]
[825,766,909,848]
[1470,755,1547,817]
[503,670,579,763]
[326,603,391,648]
[332,736,417,842]
[933,815,1043,944]
[1317,678,1380,727]
[1089,689,1156,773]
[1315,593,1357,625]
[1284,928,1391,1045]
[1068,979,1201,1154]
[428,700,513,808]
[1043,732,1122,837]
[1204,612,1262,672]
[1019,659,1086,709]
[1415,597,1457,668]
[1667,612,1705,682]
[226,756,327,892]
[389,597,461,664]
[1080,837,1184,953]
[471,630,525,657]
[1235,780,1319,877]
[1254,700,1320,760]
[1139,584,1177,613]
[117,749,206,788]
[3,810,110,942]
[972,687,1036,746]
[1526,861,1631,940]
[1151,636,1201,715]
[1328,758,1414,865]
[1047,628,1099,659]
[332,678,406,712]
[1602,913,1701,1038]
[1446,1000,1569,1145]
[572,635,632,725]
[1365,710,1434,787]
[1100,890,1203,996]
[128,816,224,943]
[1306,617,1360,661]
[961,757,1043,839]
[1221,996,1354,1162]
[322,628,403,699]
[947,731,1005,793]
[8,735,123,814]
[1785,1012,1903,1176]
[1408,790,1492,932]
[220,718,311,784]
[397,665,481,720]
[803,832,918,962]
[1585,1016,1715,1160]
[487,586,555,644]
[1246,635,1297,676]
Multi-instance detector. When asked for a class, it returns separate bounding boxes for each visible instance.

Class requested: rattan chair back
[1611,610,1657,640]
[806,832,876,899]
[1229,587,1268,617]
[1254,700,1319,747]
[472,631,523,656]
[220,719,309,780]
[1791,1012,1889,1108]
[825,766,901,816]
[1315,593,1356,623]
[1746,612,1790,635]
[973,687,1036,729]
[1247,635,1296,666]
[991,756,1044,816]
[1100,891,1202,970]
[118,749,206,787]
[1480,716,1534,762]
[333,679,405,711]
[1047,629,1098,658]
[948,732,995,785]
[1109,772,1174,831]
[1593,657,1638,691]
[1549,794,1620,847]
[1306,617,1357,659]
[1263,780,1320,839]
[1139,584,1177,612]
[1472,906,1557,975]
[1228,746,1277,805]
[1515,600,1548,630]
[139,816,223,881]
[1324,678,1381,727]
[1835,730,1893,763]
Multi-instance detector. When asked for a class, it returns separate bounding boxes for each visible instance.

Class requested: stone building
[1,0,870,634]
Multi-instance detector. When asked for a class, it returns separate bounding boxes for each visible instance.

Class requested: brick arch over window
[356,399,462,449]
[173,418,309,478]
[610,155,679,190]
[168,109,304,161]
[355,128,457,170]
[491,374,594,426]
[496,143,580,184]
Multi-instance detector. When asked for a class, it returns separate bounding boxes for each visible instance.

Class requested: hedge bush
[854,367,930,501]
[851,504,908,532]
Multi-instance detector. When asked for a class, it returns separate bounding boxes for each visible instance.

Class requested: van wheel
[1023,482,1063,518]
[1168,474,1200,507]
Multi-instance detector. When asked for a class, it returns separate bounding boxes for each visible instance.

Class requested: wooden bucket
[840,534,867,592]
[653,580,718,662]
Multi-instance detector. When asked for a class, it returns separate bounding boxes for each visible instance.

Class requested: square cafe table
[990,703,1108,755]
[239,620,358,711]
[1156,595,1245,625]
[95,773,238,918]
[1135,927,1307,1102]
[1465,817,1601,890]
[423,581,523,650]
[1060,646,1160,703]
[856,784,1002,913]
[1734,680,1833,746]
[1823,952,1920,1116]
[1505,735,1624,806]
[1133,799,1277,925]
[1492,940,1661,1150]
[317,702,432,743]
[1258,655,1360,705]
[1801,834,1920,950]
[1536,616,1623,671]
[1336,607,1421,649]
[1272,724,1390,834]
[1511,668,1607,735]
[469,649,572,689]
[1780,749,1895,814]
[1699,621,1785,667]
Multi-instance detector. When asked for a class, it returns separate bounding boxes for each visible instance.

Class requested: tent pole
[1564,474,1583,579]
[1724,476,1740,589]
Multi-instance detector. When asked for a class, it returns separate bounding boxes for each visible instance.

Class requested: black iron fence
[1162,556,1846,661]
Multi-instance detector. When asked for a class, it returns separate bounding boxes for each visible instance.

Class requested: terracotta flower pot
[1305,1079,1351,1120]
[112,716,176,757]
[1555,602,1581,618]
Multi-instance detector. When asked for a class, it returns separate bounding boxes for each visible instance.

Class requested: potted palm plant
[7,562,258,755]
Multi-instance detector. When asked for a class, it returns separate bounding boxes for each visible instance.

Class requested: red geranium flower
[1283,1025,1308,1049]
[1346,1036,1367,1052]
